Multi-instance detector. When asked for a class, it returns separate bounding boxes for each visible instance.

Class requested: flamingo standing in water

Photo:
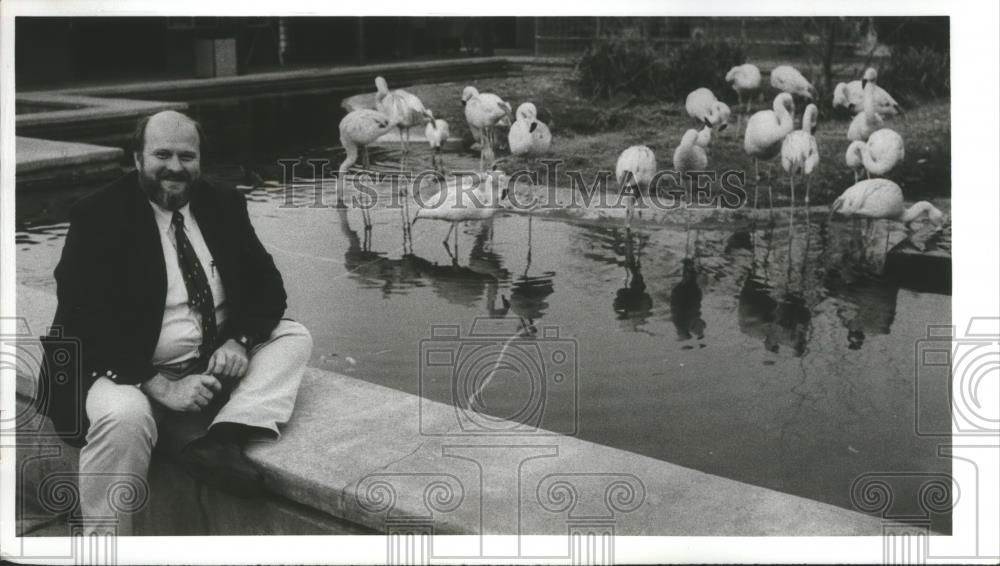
[411,170,510,260]
[674,129,708,248]
[847,79,884,142]
[424,111,450,172]
[374,76,433,168]
[770,65,816,100]
[726,63,762,132]
[339,108,398,173]
[831,179,945,231]
[462,86,513,171]
[845,128,905,182]
[744,92,795,209]
[508,102,552,156]
[780,103,820,207]
[615,145,657,230]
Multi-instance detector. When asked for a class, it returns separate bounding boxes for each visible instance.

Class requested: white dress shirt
[148,200,228,366]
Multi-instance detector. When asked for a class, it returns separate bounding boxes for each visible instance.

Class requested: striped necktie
[172,211,218,359]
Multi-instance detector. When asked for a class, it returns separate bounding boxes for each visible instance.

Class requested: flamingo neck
[863,82,876,118]
[899,201,938,223]
[801,107,817,132]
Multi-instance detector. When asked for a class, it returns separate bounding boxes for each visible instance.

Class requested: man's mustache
[157,171,191,182]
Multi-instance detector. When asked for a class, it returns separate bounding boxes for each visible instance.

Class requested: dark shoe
[180,435,265,497]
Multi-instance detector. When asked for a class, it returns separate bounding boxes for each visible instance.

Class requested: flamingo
[615,146,656,230]
[685,88,731,130]
[726,63,762,130]
[845,128,905,182]
[831,179,945,231]
[339,108,398,172]
[424,111,450,172]
[411,170,510,258]
[744,92,795,208]
[770,65,816,100]
[508,102,552,156]
[695,125,713,148]
[833,68,903,116]
[780,103,820,207]
[674,129,709,244]
[462,86,513,171]
[847,80,883,142]
[374,76,433,167]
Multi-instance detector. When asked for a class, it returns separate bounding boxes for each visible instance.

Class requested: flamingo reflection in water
[736,220,813,357]
[337,206,507,315]
[508,215,555,332]
[670,255,706,346]
[613,229,653,334]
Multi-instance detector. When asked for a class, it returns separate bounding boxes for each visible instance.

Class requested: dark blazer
[37,172,287,447]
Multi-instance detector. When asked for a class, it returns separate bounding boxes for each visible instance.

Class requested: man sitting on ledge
[38,110,312,535]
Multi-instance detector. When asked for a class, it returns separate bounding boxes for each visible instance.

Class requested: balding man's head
[133,111,205,210]
[132,110,206,157]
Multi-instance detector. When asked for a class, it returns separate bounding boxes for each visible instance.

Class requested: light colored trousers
[78,320,312,536]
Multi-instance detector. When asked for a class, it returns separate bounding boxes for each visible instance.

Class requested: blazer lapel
[125,174,167,347]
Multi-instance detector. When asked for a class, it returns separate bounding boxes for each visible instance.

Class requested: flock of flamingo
[336,65,945,248]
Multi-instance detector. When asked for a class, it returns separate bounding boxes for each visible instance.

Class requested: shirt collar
[148,200,192,234]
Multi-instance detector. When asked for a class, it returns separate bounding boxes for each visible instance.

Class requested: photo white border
[2,0,997,564]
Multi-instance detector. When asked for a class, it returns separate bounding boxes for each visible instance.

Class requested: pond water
[15,87,955,532]
[17,154,952,531]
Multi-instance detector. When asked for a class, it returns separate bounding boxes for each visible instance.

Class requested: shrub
[662,39,745,101]
[575,37,745,102]
[574,38,666,100]
[879,46,950,100]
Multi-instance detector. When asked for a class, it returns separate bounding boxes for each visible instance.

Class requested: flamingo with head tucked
[508,102,552,157]
[726,63,762,130]
[686,88,731,131]
[374,76,433,167]
[462,86,513,171]
[770,65,816,100]
[744,92,796,208]
[424,111,450,172]
[339,108,398,174]
[847,80,884,142]
[615,145,657,230]
[845,128,905,181]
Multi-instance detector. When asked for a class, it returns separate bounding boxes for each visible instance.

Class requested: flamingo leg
[362,145,370,170]
[753,159,760,209]
[787,172,795,281]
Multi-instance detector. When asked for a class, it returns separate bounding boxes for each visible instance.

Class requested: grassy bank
[400,67,951,206]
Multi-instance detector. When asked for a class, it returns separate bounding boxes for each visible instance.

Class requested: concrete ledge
[16,137,124,189]
[15,284,891,535]
[15,94,187,144]
[24,58,515,102]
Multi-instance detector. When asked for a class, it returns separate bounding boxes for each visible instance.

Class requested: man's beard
[138,167,196,210]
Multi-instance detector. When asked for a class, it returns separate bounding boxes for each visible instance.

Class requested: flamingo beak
[703,118,712,129]
[529,121,538,134]
[861,79,869,88]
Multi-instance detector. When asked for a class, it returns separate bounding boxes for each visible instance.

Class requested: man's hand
[142,373,221,412]
[207,339,249,379]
